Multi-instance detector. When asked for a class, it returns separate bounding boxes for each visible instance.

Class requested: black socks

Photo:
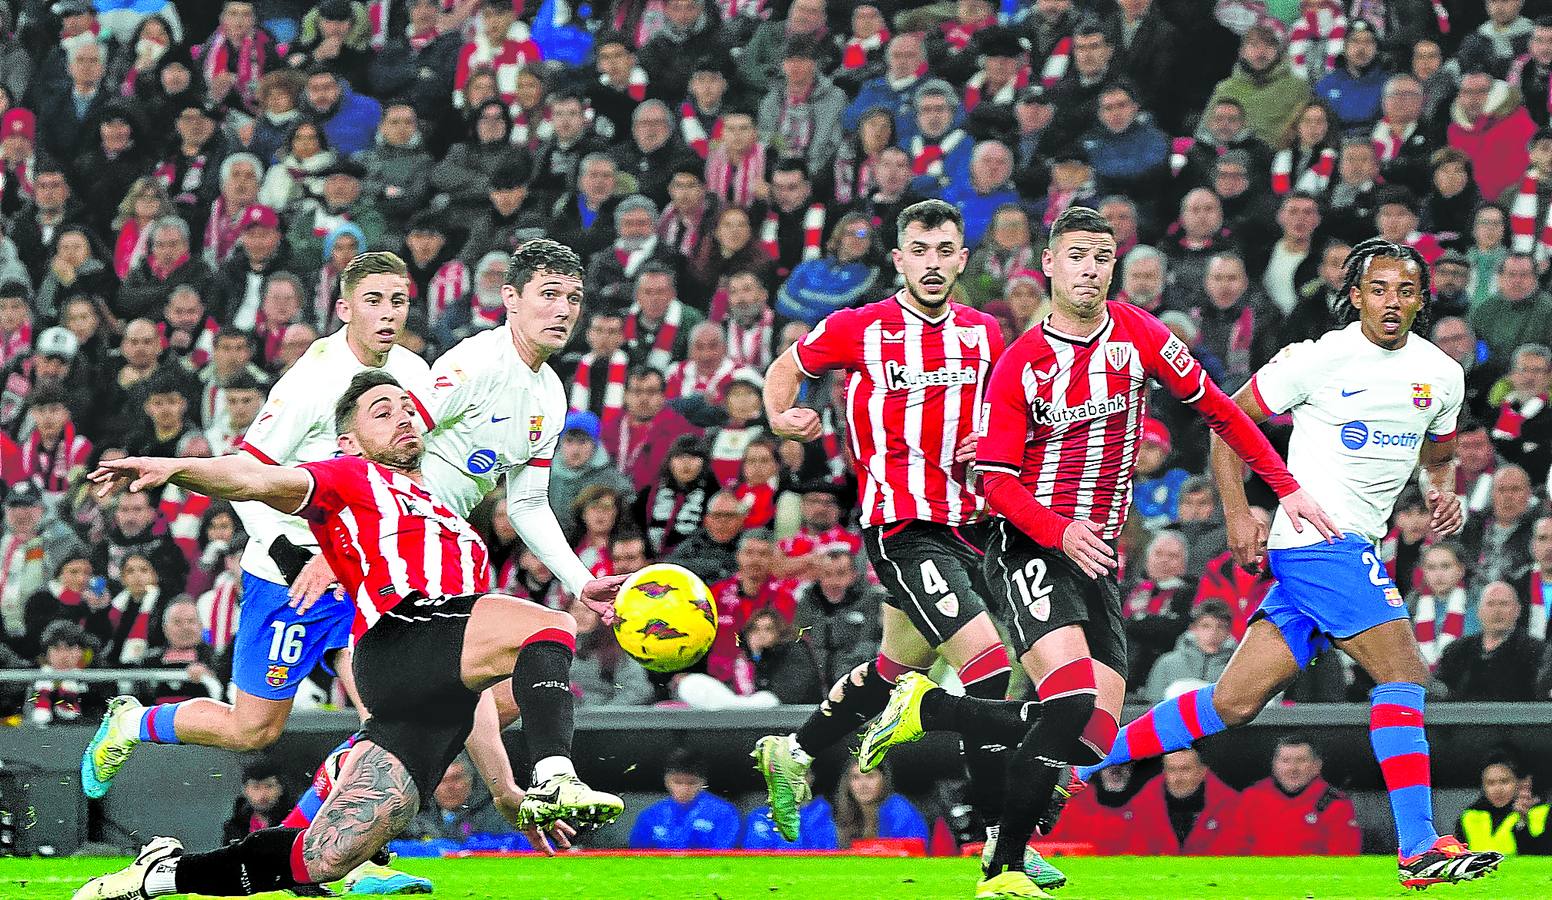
[512,640,577,763]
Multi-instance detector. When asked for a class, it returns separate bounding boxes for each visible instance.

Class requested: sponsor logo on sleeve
[1159,335,1195,377]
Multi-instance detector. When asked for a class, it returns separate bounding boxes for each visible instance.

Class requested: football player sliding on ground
[74,369,623,900]
[1042,238,1502,889]
[858,206,1339,900]
[753,200,1066,889]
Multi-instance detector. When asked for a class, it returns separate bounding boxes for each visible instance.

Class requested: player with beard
[752,200,1068,890]
[858,206,1338,899]
[74,368,623,900]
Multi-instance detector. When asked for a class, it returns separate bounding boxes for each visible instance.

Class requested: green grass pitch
[3,854,1550,899]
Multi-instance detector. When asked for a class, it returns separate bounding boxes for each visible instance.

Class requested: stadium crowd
[2,0,1552,861]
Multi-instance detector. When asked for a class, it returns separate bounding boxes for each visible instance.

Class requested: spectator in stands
[743,768,837,850]
[930,140,1020,249]
[1466,205,1508,308]
[1491,344,1552,481]
[116,216,214,323]
[702,371,767,480]
[904,79,972,190]
[1133,418,1188,529]
[764,160,834,281]
[1118,245,1168,312]
[26,618,101,726]
[550,411,632,538]
[1464,465,1538,587]
[1432,321,1503,429]
[1123,529,1197,685]
[1161,188,1231,295]
[742,606,821,704]
[221,757,292,844]
[605,365,702,491]
[1375,76,1440,198]
[1458,0,1534,77]
[664,489,743,585]
[622,263,702,372]
[16,381,90,504]
[629,749,741,849]
[1410,543,1474,670]
[721,271,780,371]
[1439,581,1546,700]
[1189,252,1282,391]
[794,547,881,686]
[101,551,166,666]
[634,433,717,557]
[139,596,223,705]
[759,35,846,179]
[1515,516,1552,639]
[128,371,197,458]
[995,270,1048,339]
[287,158,385,274]
[833,759,928,849]
[401,755,515,844]
[1429,252,1472,322]
[36,40,109,165]
[1084,82,1169,226]
[1448,70,1535,202]
[356,101,434,244]
[12,162,82,287]
[1143,599,1235,703]
[776,481,861,580]
[1323,136,1383,243]
[1248,192,1322,317]
[22,550,101,659]
[1314,19,1389,129]
[209,204,298,329]
[776,213,882,326]
[1128,748,1245,855]
[1052,760,1149,853]
[1,480,50,650]
[1240,736,1361,855]
[100,487,187,597]
[1207,24,1309,150]
[569,483,627,577]
[1191,503,1267,639]
[300,66,380,159]
[1457,751,1552,855]
[665,323,734,404]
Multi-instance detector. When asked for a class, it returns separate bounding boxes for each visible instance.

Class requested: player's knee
[230,713,287,751]
[1212,690,1263,728]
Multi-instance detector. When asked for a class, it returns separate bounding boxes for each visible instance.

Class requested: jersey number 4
[919,559,961,619]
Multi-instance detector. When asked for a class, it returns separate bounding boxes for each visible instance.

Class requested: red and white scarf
[612,236,661,280]
[155,153,208,207]
[910,130,967,177]
[625,299,684,371]
[202,195,247,267]
[1371,119,1415,162]
[157,317,219,369]
[832,150,875,205]
[843,29,889,69]
[200,571,241,655]
[1169,136,1195,177]
[1508,169,1552,263]
[1493,393,1547,441]
[425,260,472,322]
[1288,1,1346,79]
[602,66,649,102]
[1,156,35,204]
[1348,0,1449,40]
[570,350,629,426]
[964,65,1031,111]
[666,357,735,401]
[981,245,1036,283]
[509,104,553,151]
[680,101,723,158]
[1271,146,1337,194]
[159,484,212,566]
[1040,36,1072,87]
[196,27,270,108]
[775,84,816,158]
[942,15,994,52]
[727,309,774,370]
[1529,569,1549,640]
[1413,587,1467,668]
[29,670,86,725]
[469,293,506,330]
[659,203,708,257]
[21,421,90,496]
[0,320,30,370]
[706,142,766,207]
[760,203,825,267]
[109,587,160,664]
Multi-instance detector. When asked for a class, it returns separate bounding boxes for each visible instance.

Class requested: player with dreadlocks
[1038,238,1503,889]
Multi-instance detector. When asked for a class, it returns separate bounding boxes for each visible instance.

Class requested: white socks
[533,755,577,784]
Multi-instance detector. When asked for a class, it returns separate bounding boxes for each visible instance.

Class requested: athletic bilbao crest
[265,665,289,688]
[528,415,544,442]
[1412,383,1432,410]
[637,618,688,640]
[1104,342,1132,370]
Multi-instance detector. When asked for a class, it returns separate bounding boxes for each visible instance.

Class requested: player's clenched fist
[1426,488,1464,537]
[1227,511,1268,574]
[1062,519,1116,579]
[771,407,822,441]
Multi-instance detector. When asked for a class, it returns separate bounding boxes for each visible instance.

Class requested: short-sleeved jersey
[977,302,1207,539]
[297,455,491,633]
[236,330,433,584]
[793,293,1003,527]
[421,326,568,518]
[1251,323,1463,549]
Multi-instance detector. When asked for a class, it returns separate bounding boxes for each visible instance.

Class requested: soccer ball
[612,563,718,673]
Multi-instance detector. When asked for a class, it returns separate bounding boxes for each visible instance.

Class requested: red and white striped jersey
[793,293,1004,527]
[298,455,491,634]
[977,302,1206,540]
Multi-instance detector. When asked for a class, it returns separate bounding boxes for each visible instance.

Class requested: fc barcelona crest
[528,415,544,442]
[1104,342,1132,370]
[1411,383,1432,410]
[265,665,289,688]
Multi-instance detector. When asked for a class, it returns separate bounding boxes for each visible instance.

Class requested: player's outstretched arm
[89,454,312,514]
[763,347,821,441]
[1419,437,1464,537]
[505,464,625,622]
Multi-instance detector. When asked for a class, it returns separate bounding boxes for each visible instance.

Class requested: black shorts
[351,593,483,805]
[864,519,993,647]
[982,519,1127,676]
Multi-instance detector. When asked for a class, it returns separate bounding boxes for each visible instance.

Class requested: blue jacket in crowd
[866,794,931,844]
[776,259,880,326]
[741,799,839,850]
[322,84,385,158]
[1314,64,1390,129]
[628,792,742,850]
[931,179,1020,248]
[1082,119,1170,190]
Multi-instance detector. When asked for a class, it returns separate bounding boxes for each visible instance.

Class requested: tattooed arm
[300,741,420,883]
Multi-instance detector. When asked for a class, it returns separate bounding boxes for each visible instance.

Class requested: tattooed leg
[300,740,421,883]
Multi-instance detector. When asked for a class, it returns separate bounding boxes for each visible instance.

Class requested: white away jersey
[1251,323,1463,549]
[236,330,433,584]
[422,326,567,517]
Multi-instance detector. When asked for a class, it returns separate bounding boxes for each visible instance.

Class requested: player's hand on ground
[1061,520,1115,579]
[289,554,342,613]
[1278,488,1342,543]
[953,432,978,464]
[578,574,630,626]
[770,408,822,441]
[1227,511,1268,573]
[1426,488,1464,537]
[88,456,176,497]
[494,790,576,855]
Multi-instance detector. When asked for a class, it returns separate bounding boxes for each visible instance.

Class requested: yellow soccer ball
[612,563,718,673]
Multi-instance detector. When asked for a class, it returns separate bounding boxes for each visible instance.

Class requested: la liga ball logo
[632,580,675,599]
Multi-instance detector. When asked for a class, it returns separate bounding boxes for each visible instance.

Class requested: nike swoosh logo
[492,415,511,422]
[1341,389,1366,397]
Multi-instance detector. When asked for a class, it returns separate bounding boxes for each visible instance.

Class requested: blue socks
[1370,682,1439,858]
[136,703,184,744]
[1077,686,1228,781]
